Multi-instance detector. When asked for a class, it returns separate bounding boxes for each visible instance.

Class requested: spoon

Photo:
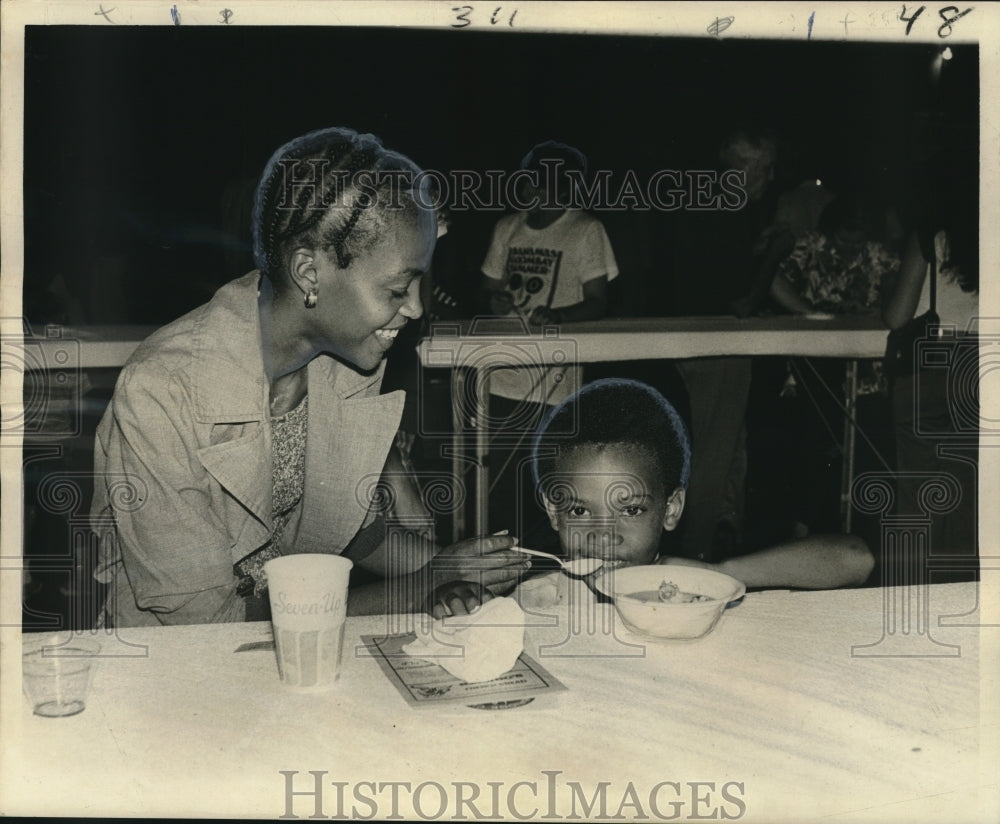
[511,547,604,577]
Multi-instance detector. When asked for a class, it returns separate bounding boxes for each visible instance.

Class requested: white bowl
[594,565,745,640]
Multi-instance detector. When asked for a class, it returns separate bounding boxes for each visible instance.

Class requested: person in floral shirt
[763,193,900,539]
[772,193,900,318]
[771,193,900,397]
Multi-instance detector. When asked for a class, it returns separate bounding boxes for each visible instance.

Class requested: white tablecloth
[1,582,996,822]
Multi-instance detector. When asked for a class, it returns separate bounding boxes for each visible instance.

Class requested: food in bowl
[594,565,746,640]
[625,580,714,604]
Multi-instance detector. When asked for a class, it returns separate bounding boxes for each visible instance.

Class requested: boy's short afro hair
[531,378,691,495]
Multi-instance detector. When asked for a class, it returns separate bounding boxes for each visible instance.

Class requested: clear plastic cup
[22,635,101,717]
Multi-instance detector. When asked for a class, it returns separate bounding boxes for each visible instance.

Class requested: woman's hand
[426,580,494,619]
[430,534,530,595]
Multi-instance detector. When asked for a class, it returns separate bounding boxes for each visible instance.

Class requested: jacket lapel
[295,357,405,554]
[190,273,273,551]
[197,423,272,533]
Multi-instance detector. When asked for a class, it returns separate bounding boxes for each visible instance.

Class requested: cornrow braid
[255,133,353,275]
[329,201,366,269]
[326,141,383,268]
[251,127,427,283]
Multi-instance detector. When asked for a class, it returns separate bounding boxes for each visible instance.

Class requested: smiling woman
[89,127,529,627]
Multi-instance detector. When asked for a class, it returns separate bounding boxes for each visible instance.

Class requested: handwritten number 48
[452,6,518,28]
[900,5,974,37]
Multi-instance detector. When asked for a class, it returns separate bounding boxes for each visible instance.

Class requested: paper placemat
[361,633,566,709]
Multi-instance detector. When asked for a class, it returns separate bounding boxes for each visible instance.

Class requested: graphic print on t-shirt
[503,246,563,314]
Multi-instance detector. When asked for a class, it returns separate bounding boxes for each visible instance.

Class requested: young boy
[430,379,873,617]
[531,378,874,588]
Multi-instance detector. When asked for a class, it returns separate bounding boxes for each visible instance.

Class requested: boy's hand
[431,534,530,595]
[528,306,561,326]
[489,291,514,315]
[427,581,494,619]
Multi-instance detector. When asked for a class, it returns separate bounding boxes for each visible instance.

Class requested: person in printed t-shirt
[479,141,619,540]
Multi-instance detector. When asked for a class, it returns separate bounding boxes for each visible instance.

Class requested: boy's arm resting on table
[662,534,874,589]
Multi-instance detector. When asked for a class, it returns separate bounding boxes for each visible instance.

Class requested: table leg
[451,369,466,544]
[840,360,858,532]
[474,369,491,536]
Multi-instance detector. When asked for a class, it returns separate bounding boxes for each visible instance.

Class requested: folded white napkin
[403,597,525,683]
[515,571,567,610]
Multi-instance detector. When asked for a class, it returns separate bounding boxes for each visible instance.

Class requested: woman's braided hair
[252,127,429,286]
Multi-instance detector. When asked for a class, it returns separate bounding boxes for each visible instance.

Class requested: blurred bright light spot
[942,47,953,61]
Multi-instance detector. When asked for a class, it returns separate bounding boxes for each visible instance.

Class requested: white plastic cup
[264,554,353,691]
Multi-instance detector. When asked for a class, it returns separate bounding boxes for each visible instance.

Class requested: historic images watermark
[278,770,748,820]
[353,461,657,659]
[4,318,151,652]
[1,319,83,440]
[418,319,578,438]
[272,159,753,214]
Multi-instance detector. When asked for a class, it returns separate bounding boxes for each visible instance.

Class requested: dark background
[23,26,978,324]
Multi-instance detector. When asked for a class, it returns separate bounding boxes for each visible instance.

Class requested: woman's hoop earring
[304,289,318,309]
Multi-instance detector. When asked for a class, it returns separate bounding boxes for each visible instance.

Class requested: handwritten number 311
[452,6,518,28]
